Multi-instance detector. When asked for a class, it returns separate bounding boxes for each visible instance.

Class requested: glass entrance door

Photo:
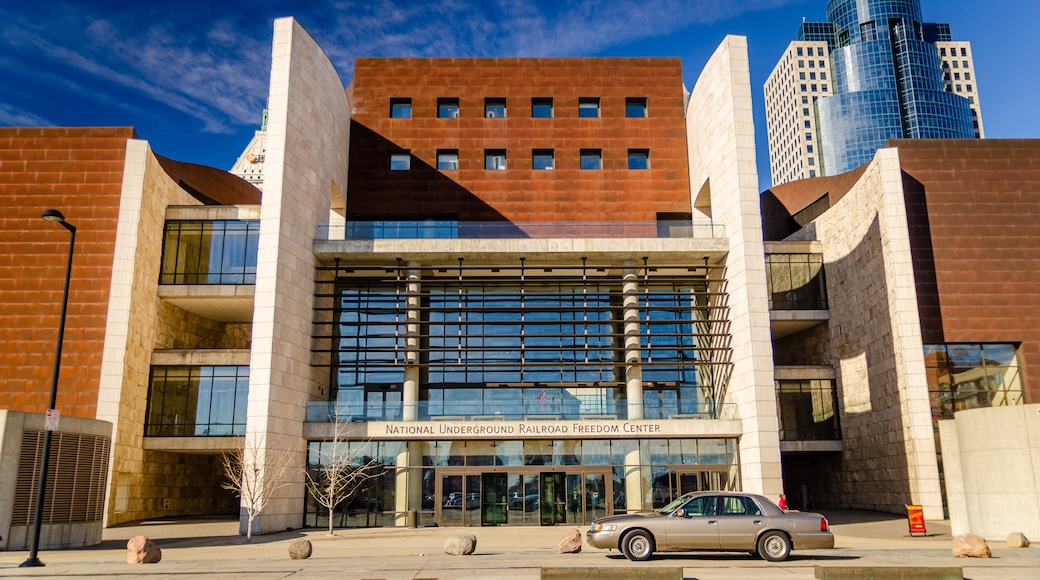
[539,472,566,525]
[481,473,508,525]
[438,473,464,527]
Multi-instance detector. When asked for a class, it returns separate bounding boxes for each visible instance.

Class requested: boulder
[444,534,477,555]
[126,535,161,564]
[952,533,991,558]
[1006,532,1031,548]
[557,528,582,553]
[288,538,313,559]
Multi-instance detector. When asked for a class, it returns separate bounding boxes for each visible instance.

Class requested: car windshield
[659,494,693,515]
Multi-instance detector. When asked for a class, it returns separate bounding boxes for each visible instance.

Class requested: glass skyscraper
[765,0,983,184]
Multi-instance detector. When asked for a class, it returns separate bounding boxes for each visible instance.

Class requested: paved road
[0,511,1036,579]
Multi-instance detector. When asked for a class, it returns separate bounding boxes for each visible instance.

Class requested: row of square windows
[940,46,969,57]
[388,149,651,171]
[389,97,648,119]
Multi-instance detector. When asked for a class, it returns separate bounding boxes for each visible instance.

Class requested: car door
[662,495,720,551]
[716,495,767,550]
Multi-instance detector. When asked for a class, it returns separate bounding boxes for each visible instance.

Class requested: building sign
[364,418,739,440]
[905,504,926,536]
[45,409,60,431]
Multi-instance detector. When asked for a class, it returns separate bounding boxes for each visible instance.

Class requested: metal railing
[317,220,724,241]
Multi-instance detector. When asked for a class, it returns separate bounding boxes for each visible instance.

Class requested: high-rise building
[764,0,983,185]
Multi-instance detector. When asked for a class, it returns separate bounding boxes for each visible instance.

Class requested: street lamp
[20,210,76,568]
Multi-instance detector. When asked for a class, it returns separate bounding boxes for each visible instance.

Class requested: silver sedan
[586,491,834,561]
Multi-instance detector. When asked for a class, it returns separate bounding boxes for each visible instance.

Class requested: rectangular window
[627,149,649,170]
[966,84,973,92]
[390,98,411,118]
[532,149,554,170]
[803,108,810,116]
[817,47,824,56]
[798,60,804,68]
[808,60,815,68]
[940,47,947,56]
[485,98,506,119]
[961,47,967,56]
[800,84,807,92]
[390,152,410,170]
[954,72,961,80]
[965,72,971,80]
[146,366,250,436]
[808,157,815,166]
[955,84,962,92]
[438,98,460,119]
[532,97,553,118]
[160,220,259,285]
[806,132,812,141]
[820,72,827,80]
[578,98,600,118]
[485,149,507,170]
[804,120,811,128]
[799,72,806,80]
[437,150,459,171]
[796,47,803,56]
[580,149,602,170]
[962,60,969,68]
[806,144,813,153]
[809,169,817,177]
[952,61,959,68]
[625,97,647,118]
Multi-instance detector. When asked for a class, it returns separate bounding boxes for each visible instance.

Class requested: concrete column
[394,446,410,526]
[623,262,643,420]
[403,264,421,421]
[624,447,644,513]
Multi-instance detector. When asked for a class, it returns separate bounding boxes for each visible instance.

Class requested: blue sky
[1,0,1037,191]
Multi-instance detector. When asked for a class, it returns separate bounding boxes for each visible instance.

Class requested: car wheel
[757,531,791,562]
[621,530,654,561]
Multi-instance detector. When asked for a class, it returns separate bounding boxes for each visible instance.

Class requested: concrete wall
[246,17,351,533]
[686,36,781,497]
[940,404,1040,539]
[95,141,240,526]
[783,149,943,518]
[0,411,111,550]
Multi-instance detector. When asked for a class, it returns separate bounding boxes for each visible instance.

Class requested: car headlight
[591,523,617,532]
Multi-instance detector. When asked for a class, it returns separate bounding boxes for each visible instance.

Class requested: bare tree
[221,432,296,542]
[304,414,387,535]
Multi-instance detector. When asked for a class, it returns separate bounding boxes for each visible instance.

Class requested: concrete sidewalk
[0,511,1036,579]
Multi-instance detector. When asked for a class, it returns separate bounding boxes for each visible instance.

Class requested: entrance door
[481,473,508,525]
[438,473,464,527]
[539,472,566,525]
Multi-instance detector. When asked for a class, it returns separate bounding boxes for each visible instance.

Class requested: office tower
[764,0,982,185]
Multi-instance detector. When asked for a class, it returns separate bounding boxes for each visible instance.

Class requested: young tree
[221,432,295,542]
[304,414,387,535]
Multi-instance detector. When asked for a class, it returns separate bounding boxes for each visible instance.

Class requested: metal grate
[12,431,111,525]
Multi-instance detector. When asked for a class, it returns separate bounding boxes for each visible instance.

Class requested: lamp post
[20,209,76,568]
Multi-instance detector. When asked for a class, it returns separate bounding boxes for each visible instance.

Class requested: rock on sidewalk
[952,533,991,558]
[1006,532,1031,548]
[557,528,582,553]
[289,538,313,559]
[444,534,477,555]
[126,535,161,564]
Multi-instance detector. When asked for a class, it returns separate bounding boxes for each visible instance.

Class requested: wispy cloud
[0,3,270,133]
[0,0,805,134]
[0,103,52,126]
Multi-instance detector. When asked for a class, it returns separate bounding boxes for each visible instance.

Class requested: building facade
[2,16,1030,541]
[761,139,1038,524]
[764,0,982,185]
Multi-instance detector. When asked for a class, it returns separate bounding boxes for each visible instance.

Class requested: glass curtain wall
[327,263,723,421]
[303,437,740,529]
